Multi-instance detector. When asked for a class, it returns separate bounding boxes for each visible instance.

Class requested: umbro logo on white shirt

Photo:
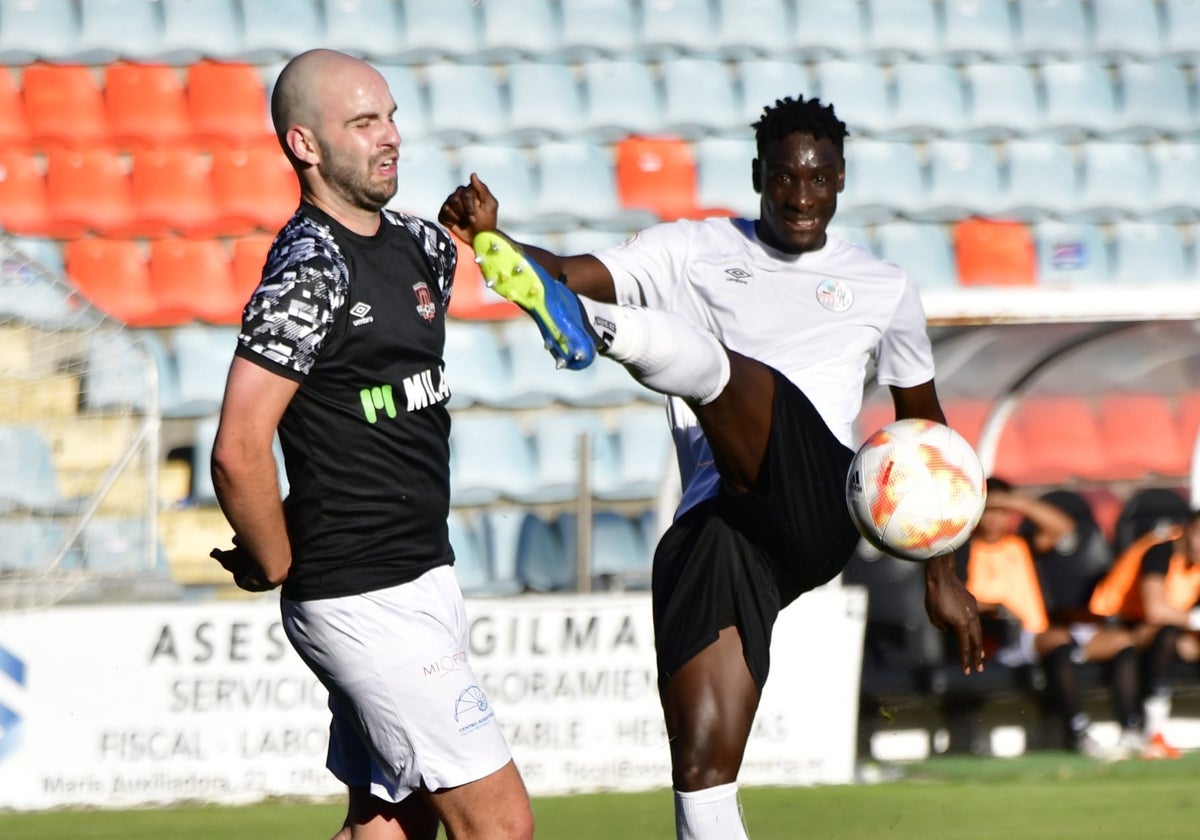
[724,268,751,284]
[350,302,374,326]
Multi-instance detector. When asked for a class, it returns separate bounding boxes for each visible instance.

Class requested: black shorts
[651,369,860,692]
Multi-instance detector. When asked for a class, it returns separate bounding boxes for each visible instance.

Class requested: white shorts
[281,564,511,802]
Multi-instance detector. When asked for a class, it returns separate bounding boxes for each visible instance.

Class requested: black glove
[210,538,275,592]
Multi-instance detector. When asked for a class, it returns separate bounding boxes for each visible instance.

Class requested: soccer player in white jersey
[442,95,985,840]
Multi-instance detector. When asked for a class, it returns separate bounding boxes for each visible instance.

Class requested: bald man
[210,50,534,840]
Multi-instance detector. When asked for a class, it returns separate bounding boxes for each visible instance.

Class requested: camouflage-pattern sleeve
[384,211,456,305]
[237,215,349,377]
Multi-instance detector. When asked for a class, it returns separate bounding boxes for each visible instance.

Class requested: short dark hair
[752,95,849,158]
[986,476,1013,495]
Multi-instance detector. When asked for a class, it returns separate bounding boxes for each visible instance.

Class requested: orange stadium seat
[65,237,176,326]
[0,150,53,234]
[953,217,1037,287]
[44,147,137,237]
[0,66,31,150]
[129,146,226,237]
[230,233,274,304]
[104,63,194,150]
[942,397,1029,481]
[186,61,273,148]
[1012,395,1108,484]
[1098,392,1189,480]
[211,144,300,233]
[21,63,110,151]
[1178,392,1200,453]
[614,135,702,221]
[148,237,244,325]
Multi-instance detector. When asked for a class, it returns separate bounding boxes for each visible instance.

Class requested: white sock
[674,782,748,840]
[1145,692,1172,737]
[579,299,730,405]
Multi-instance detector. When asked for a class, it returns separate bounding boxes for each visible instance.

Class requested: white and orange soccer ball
[845,418,987,561]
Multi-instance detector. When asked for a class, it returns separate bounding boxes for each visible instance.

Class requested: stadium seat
[447,509,492,595]
[863,0,941,59]
[0,425,74,514]
[1081,486,1124,544]
[828,224,873,250]
[65,237,168,326]
[128,146,225,237]
[1179,392,1200,456]
[526,412,620,504]
[876,223,958,289]
[238,0,325,64]
[103,63,193,150]
[533,141,657,232]
[387,143,456,221]
[442,322,518,410]
[736,60,811,128]
[558,511,650,591]
[1034,221,1111,286]
[76,0,163,64]
[660,58,741,139]
[7,234,63,275]
[0,518,80,572]
[1073,142,1155,222]
[211,144,300,234]
[918,139,1003,222]
[83,516,163,574]
[943,397,1028,479]
[1109,221,1190,285]
[0,0,80,65]
[713,0,794,59]
[579,60,663,141]
[477,508,533,594]
[1114,59,1198,141]
[186,61,273,149]
[638,0,718,59]
[792,0,867,58]
[1012,395,1108,484]
[999,139,1080,220]
[1162,0,1200,58]
[21,63,110,151]
[1148,142,1200,223]
[45,147,143,237]
[394,0,482,64]
[0,149,53,235]
[1090,0,1164,60]
[889,61,969,140]
[456,144,538,230]
[558,0,639,59]
[953,218,1037,287]
[365,63,427,144]
[229,233,273,305]
[82,328,153,412]
[1098,392,1189,480]
[513,513,572,592]
[959,62,1041,140]
[940,0,1016,60]
[149,237,246,325]
[424,63,507,146]
[811,59,894,137]
[614,135,701,222]
[1012,0,1089,59]
[170,325,239,418]
[322,0,405,61]
[156,0,244,63]
[477,0,557,62]
[497,319,579,408]
[838,139,926,224]
[505,62,586,144]
[597,405,674,503]
[1038,61,1121,141]
[1112,486,1191,555]
[448,412,538,506]
[0,66,31,150]
[546,352,656,409]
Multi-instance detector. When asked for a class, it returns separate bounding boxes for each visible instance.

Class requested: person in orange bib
[961,477,1144,760]
[1089,508,1200,759]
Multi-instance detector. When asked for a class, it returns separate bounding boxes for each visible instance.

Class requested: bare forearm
[212,458,292,585]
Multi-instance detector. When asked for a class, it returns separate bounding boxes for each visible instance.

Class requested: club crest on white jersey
[815,278,853,312]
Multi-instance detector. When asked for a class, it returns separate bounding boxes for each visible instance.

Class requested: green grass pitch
[2,753,1198,839]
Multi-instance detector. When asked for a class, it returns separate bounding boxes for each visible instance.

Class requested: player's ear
[837,159,846,192]
[751,158,762,194]
[286,125,319,166]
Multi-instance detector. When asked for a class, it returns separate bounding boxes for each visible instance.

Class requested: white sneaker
[1074,731,1127,762]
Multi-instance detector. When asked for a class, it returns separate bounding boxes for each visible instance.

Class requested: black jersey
[235,202,457,601]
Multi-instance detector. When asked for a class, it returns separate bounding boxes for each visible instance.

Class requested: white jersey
[593,217,935,517]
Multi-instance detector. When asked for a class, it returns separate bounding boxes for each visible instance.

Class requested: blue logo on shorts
[453,684,494,734]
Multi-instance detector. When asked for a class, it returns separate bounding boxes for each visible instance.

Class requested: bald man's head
[271,49,370,148]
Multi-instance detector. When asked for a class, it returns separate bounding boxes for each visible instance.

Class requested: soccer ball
[845,418,987,561]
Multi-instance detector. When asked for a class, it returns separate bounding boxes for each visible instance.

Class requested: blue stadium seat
[1114,59,1198,141]
[0,426,75,514]
[424,63,508,146]
[876,223,959,289]
[533,141,657,232]
[999,139,1080,220]
[660,58,741,139]
[558,512,650,591]
[156,0,244,64]
[83,516,161,573]
[864,0,941,59]
[839,139,927,224]
[505,62,586,144]
[1162,0,1200,58]
[76,0,162,64]
[1034,221,1112,286]
[496,319,571,408]
[169,325,238,419]
[597,405,674,503]
[477,507,530,594]
[549,355,656,409]
[828,224,874,251]
[8,236,64,275]
[395,0,482,64]
[477,0,558,63]
[1148,141,1200,222]
[513,513,572,592]
[1109,222,1190,285]
[448,509,492,595]
[448,412,538,506]
[736,60,812,128]
[812,59,894,136]
[1074,141,1155,221]
[190,415,289,506]
[1038,60,1121,141]
[792,0,867,58]
[237,0,325,64]
[694,137,759,218]
[889,61,968,139]
[638,0,718,59]
[918,139,1004,221]
[386,143,457,220]
[371,63,429,145]
[455,143,538,230]
[441,321,520,411]
[323,0,405,61]
[579,60,663,142]
[1012,0,1089,59]
[558,0,638,59]
[0,517,79,572]
[960,62,1041,140]
[713,0,794,59]
[1091,0,1164,60]
[527,411,620,504]
[941,0,1016,60]
[0,256,80,329]
[0,0,79,64]
[83,328,154,413]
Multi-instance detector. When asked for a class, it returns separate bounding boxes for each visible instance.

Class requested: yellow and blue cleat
[473,231,596,370]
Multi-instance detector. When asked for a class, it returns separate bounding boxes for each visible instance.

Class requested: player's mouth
[785,217,820,232]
